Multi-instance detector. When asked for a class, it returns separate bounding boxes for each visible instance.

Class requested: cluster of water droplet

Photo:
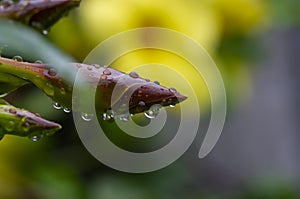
[49,68,177,123]
[52,102,71,113]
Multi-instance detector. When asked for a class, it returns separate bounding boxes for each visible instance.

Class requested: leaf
[0,99,61,141]
[0,72,28,96]
[0,20,75,84]
[0,57,188,115]
[0,0,81,32]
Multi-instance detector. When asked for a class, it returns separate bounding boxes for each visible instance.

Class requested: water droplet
[29,134,43,142]
[145,78,150,82]
[44,82,54,96]
[48,68,57,76]
[141,86,148,91]
[81,112,93,121]
[137,101,146,112]
[146,105,161,119]
[101,74,107,80]
[87,65,93,70]
[137,90,143,97]
[170,104,176,108]
[76,63,82,68]
[63,108,71,113]
[5,121,15,132]
[103,69,111,75]
[107,109,114,117]
[129,72,139,78]
[154,81,160,85]
[92,64,100,69]
[22,120,30,132]
[144,109,159,119]
[42,30,49,35]
[103,112,113,121]
[8,108,17,114]
[138,101,146,107]
[52,102,61,110]
[118,114,130,122]
[35,60,43,64]
[12,55,23,62]
[60,87,66,95]
[169,88,177,93]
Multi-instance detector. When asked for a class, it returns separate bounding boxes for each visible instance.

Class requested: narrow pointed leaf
[0,101,61,141]
[0,57,188,115]
[0,0,80,31]
[0,72,28,95]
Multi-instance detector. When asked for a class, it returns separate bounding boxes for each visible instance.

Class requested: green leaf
[0,19,75,84]
[0,72,28,96]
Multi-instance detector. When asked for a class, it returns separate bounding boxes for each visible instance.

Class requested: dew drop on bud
[103,112,113,121]
[144,110,157,119]
[103,69,111,75]
[136,101,146,112]
[169,88,177,93]
[87,66,93,70]
[60,87,66,95]
[137,90,143,97]
[144,105,161,119]
[101,74,107,80]
[48,68,57,76]
[53,102,61,110]
[12,55,23,62]
[42,30,49,35]
[81,112,93,122]
[35,60,43,64]
[29,134,43,142]
[129,72,139,78]
[138,101,145,107]
[63,108,71,113]
[44,82,54,96]
[92,64,100,69]
[170,104,176,108]
[153,81,160,85]
[8,108,17,114]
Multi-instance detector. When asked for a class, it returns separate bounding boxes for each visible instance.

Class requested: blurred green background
[1,0,300,198]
